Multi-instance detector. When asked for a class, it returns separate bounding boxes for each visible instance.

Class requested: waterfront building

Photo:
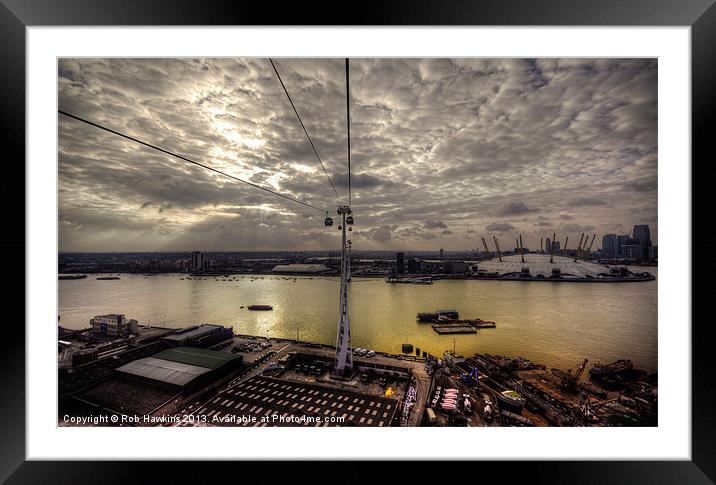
[602,234,618,258]
[407,257,422,273]
[443,260,468,274]
[633,224,652,259]
[396,252,405,274]
[191,251,207,272]
[90,314,139,337]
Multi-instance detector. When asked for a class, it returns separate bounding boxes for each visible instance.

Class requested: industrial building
[115,347,243,395]
[90,314,139,337]
[161,324,234,348]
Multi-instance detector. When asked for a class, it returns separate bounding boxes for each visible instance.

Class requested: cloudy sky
[58,58,657,252]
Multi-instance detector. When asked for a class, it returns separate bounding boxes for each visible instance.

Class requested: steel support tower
[334,205,353,376]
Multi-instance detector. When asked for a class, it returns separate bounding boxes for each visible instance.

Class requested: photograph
[57,57,658,429]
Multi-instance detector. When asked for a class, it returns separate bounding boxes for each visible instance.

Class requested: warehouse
[115,347,243,395]
[161,324,233,348]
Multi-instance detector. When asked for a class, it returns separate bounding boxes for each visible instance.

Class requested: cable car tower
[333,58,355,377]
[333,204,354,376]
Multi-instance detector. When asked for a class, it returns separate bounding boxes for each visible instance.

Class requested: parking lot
[181,375,399,427]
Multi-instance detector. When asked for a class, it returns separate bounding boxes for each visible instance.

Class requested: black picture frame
[3,0,713,482]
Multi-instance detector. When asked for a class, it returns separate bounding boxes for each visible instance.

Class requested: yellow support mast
[493,235,503,262]
[574,233,585,262]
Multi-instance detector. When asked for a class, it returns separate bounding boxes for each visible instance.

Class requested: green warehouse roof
[153,347,241,370]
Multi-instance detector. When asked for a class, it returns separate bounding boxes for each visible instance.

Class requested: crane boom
[562,236,568,255]
[519,234,525,263]
[574,359,589,380]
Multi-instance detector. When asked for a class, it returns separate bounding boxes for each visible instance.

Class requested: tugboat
[247,305,273,311]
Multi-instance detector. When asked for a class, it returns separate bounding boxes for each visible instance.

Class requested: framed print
[3,0,715,482]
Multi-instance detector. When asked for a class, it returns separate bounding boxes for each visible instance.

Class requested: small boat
[497,390,526,410]
[247,305,273,311]
[96,276,120,280]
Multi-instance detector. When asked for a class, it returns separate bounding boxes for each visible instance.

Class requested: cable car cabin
[346,215,354,225]
[348,226,353,231]
[324,216,333,227]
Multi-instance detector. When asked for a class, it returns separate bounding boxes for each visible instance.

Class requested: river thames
[58,268,657,372]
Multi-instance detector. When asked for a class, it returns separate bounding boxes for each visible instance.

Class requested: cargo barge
[247,305,273,311]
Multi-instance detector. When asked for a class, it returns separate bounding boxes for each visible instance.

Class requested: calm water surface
[58,268,657,372]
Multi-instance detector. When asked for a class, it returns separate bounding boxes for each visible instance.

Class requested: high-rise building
[552,241,560,253]
[396,252,405,274]
[602,234,618,258]
[633,224,651,260]
[545,238,552,254]
[191,251,207,272]
[439,248,444,260]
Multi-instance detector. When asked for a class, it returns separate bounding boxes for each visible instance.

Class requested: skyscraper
[545,238,552,254]
[191,251,206,272]
[602,234,618,258]
[396,252,405,274]
[633,224,651,260]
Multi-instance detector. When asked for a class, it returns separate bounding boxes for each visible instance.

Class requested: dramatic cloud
[58,58,658,251]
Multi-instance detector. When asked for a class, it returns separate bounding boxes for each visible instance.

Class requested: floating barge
[247,304,273,311]
[419,309,496,334]
[432,324,478,334]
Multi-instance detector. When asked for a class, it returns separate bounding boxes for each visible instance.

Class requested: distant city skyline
[58,58,657,252]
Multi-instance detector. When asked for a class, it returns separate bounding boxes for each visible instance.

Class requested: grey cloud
[423,219,448,230]
[497,201,538,216]
[486,222,515,232]
[571,197,608,206]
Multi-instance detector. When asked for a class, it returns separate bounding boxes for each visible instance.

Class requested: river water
[58,267,657,372]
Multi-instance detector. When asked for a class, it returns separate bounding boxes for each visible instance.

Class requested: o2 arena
[474,254,655,282]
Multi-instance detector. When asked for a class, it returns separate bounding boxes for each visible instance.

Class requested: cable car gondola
[346,215,354,225]
[324,212,333,227]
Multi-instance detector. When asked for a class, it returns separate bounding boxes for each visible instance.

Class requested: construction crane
[519,234,525,263]
[493,236,503,262]
[460,366,479,388]
[551,359,588,391]
[480,237,491,258]
[574,233,585,262]
[550,233,556,263]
